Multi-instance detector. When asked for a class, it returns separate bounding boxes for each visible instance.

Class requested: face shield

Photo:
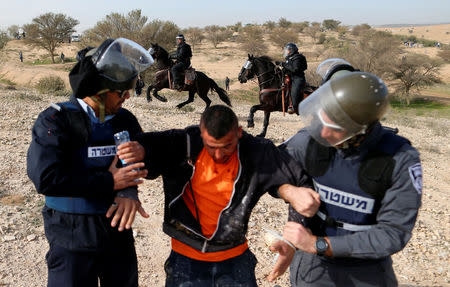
[94,38,154,85]
[299,81,367,147]
[283,47,291,58]
[316,58,353,82]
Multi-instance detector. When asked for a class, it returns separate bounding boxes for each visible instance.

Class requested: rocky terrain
[0,85,448,287]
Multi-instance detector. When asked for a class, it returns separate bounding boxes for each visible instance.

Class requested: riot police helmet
[283,42,298,57]
[316,58,356,85]
[298,71,389,146]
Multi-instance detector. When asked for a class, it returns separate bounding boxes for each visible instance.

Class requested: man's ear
[237,126,243,139]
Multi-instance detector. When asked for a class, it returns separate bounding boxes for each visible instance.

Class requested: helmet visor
[316,58,352,82]
[95,38,154,83]
[299,82,367,146]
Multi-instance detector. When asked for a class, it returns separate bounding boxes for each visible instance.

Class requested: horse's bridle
[245,58,279,88]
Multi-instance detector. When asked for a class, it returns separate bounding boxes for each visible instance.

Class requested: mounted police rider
[268,59,422,286]
[170,34,193,90]
[276,43,308,114]
[27,38,154,287]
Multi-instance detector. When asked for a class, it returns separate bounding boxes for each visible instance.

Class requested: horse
[146,43,231,109]
[238,54,316,137]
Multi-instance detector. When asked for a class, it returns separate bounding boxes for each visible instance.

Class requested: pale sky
[0,0,448,33]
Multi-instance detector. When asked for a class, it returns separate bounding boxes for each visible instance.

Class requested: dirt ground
[0,24,449,287]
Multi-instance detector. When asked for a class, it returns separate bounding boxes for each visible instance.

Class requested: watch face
[317,240,327,249]
[316,237,328,254]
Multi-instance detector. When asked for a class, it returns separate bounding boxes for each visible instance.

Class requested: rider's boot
[287,105,295,114]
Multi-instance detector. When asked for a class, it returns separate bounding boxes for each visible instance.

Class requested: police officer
[27,38,154,287]
[268,60,422,286]
[276,43,307,114]
[170,34,192,90]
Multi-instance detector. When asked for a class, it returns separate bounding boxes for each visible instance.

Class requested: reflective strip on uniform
[317,211,373,232]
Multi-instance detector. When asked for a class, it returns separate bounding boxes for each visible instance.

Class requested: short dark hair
[200,105,238,139]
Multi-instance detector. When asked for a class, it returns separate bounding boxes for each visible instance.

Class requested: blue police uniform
[281,123,422,287]
[27,96,143,287]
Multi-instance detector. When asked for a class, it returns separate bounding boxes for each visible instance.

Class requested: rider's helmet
[283,42,298,57]
[298,71,389,146]
[69,38,154,99]
[176,34,185,41]
[316,58,356,85]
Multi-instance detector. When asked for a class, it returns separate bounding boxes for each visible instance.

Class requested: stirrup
[287,106,295,114]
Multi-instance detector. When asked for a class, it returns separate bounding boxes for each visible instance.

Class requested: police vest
[45,102,117,214]
[305,129,410,236]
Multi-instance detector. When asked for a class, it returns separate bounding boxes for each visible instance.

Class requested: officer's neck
[83,96,100,117]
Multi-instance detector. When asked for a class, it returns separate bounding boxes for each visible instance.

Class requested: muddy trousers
[289,251,398,287]
[164,248,258,287]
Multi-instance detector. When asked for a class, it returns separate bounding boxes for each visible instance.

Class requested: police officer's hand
[267,240,296,282]
[109,156,148,190]
[278,184,320,217]
[116,141,146,163]
[106,197,150,231]
[283,221,316,253]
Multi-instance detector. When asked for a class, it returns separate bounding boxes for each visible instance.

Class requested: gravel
[0,86,448,287]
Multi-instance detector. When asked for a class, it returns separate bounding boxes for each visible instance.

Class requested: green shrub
[35,76,66,94]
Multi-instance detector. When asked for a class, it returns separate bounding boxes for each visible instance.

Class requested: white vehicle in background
[71,34,81,42]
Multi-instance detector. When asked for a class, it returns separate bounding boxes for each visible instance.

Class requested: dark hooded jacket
[136,126,308,252]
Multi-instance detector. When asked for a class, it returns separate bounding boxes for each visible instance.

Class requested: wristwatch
[315,237,329,256]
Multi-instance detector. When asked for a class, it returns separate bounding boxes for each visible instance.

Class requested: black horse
[146,43,231,109]
[238,54,315,137]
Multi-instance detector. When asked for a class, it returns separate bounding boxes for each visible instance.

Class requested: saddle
[166,67,196,90]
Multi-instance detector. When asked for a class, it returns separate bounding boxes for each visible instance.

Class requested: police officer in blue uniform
[27,38,154,287]
[268,60,422,286]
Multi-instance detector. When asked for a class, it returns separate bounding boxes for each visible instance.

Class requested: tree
[351,24,371,36]
[389,54,443,105]
[83,9,148,46]
[7,25,20,38]
[238,25,267,55]
[291,22,309,33]
[23,13,78,63]
[184,27,204,52]
[204,25,231,48]
[330,30,401,78]
[269,28,299,48]
[0,30,9,50]
[263,21,276,31]
[278,17,292,28]
[304,25,321,42]
[140,19,179,50]
[322,19,341,31]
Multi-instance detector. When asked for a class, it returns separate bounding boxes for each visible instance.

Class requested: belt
[45,196,110,214]
[317,211,373,232]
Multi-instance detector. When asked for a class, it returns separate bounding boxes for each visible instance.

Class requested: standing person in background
[225,76,230,91]
[19,50,23,62]
[268,60,422,287]
[27,38,154,287]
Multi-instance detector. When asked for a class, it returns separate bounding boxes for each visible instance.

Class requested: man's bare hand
[283,221,317,253]
[267,240,295,282]
[116,141,145,164]
[109,156,147,190]
[106,197,150,231]
[279,184,320,217]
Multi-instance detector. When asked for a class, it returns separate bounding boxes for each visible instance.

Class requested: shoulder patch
[408,163,422,194]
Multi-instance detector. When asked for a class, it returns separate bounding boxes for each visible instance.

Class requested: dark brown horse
[146,43,231,109]
[238,54,315,137]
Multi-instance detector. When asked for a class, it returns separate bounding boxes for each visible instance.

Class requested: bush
[35,76,66,94]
